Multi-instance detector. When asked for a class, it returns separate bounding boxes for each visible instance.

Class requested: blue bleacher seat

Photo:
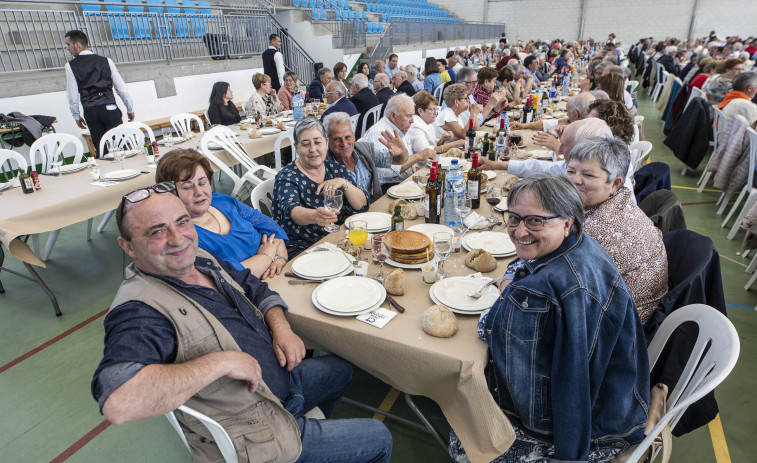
[80,0,101,14]
[127,1,150,39]
[165,0,190,38]
[181,0,204,38]
[103,0,129,40]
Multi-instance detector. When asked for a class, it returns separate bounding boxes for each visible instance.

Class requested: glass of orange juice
[348,220,368,260]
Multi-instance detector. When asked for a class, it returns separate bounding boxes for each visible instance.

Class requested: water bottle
[292,91,305,121]
[443,159,464,227]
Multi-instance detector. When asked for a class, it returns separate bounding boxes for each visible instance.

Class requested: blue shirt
[197,193,288,271]
[446,67,456,83]
[423,73,442,94]
[346,153,372,195]
[91,255,292,410]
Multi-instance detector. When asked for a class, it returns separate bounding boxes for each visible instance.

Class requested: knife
[288,279,325,285]
[385,295,406,313]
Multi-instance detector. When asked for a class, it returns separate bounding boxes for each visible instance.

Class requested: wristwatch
[340,181,351,191]
[274,255,287,263]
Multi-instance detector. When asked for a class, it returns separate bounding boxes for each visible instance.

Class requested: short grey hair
[293,117,326,145]
[665,46,678,55]
[569,136,630,183]
[394,70,408,81]
[508,174,584,237]
[589,89,610,100]
[323,111,353,135]
[567,92,596,120]
[385,93,414,118]
[456,67,476,83]
[732,72,757,92]
[317,67,332,78]
[351,73,368,89]
[327,80,347,97]
[375,73,390,86]
[574,117,613,141]
[507,63,523,74]
[405,64,418,78]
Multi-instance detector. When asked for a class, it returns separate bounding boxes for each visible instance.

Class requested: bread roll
[501,174,519,191]
[240,122,252,130]
[464,249,497,273]
[388,199,418,220]
[383,268,405,296]
[445,147,463,158]
[422,305,457,338]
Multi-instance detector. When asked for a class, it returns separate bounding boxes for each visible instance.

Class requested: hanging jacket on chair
[664,97,711,170]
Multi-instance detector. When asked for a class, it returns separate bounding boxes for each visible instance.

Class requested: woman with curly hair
[587,99,636,145]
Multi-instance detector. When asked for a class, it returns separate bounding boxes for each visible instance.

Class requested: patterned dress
[583,187,668,324]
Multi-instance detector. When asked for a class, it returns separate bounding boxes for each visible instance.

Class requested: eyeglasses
[464,80,477,85]
[503,210,560,231]
[117,181,176,223]
[261,82,272,86]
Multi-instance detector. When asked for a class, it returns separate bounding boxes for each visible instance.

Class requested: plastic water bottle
[292,91,305,122]
[443,159,464,227]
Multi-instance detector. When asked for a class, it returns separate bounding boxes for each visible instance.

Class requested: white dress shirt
[405,115,438,153]
[269,46,285,86]
[65,50,134,120]
[358,116,406,184]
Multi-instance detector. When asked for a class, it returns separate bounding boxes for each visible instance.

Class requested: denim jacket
[482,233,650,462]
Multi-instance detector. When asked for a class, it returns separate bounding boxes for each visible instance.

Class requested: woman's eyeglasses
[503,210,559,231]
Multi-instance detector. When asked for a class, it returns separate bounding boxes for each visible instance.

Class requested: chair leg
[32,234,40,256]
[716,192,726,206]
[721,187,747,227]
[726,193,757,240]
[746,252,757,274]
[697,172,712,192]
[681,166,687,176]
[745,270,757,291]
[41,229,61,261]
[87,218,93,241]
[97,210,115,233]
[717,193,732,215]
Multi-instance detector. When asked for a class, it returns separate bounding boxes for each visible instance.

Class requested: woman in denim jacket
[450,174,650,463]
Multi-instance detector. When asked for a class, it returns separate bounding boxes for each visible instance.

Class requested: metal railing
[0,0,315,81]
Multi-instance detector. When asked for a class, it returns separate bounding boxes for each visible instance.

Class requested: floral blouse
[243,92,284,117]
[583,187,668,324]
[272,159,369,255]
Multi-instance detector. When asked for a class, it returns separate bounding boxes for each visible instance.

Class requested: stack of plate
[51,163,86,175]
[429,277,499,314]
[0,182,11,191]
[101,169,142,181]
[387,182,424,199]
[345,212,391,233]
[259,128,281,135]
[407,223,454,240]
[312,276,386,316]
[462,231,516,257]
[385,230,432,265]
[290,251,353,280]
[102,149,141,160]
[530,149,554,161]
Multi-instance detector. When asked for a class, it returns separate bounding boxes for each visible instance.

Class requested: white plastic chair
[697,106,728,193]
[624,304,739,463]
[0,149,28,178]
[98,125,145,157]
[722,128,757,240]
[170,113,206,136]
[651,70,668,103]
[250,177,275,216]
[123,121,156,144]
[28,134,89,260]
[685,86,706,113]
[359,104,383,138]
[432,84,444,104]
[273,131,295,171]
[349,113,360,133]
[629,141,653,173]
[200,126,277,202]
[626,80,639,94]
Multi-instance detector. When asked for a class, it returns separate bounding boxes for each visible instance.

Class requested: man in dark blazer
[321,81,358,120]
[373,73,394,106]
[307,67,332,101]
[392,70,416,97]
[349,74,380,135]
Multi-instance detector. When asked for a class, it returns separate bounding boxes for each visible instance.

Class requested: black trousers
[83,104,123,158]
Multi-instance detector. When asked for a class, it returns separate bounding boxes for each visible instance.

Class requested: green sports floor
[1,90,756,463]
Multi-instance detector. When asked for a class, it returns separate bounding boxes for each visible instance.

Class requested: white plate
[101,168,142,181]
[493,197,508,212]
[426,157,468,170]
[483,170,497,179]
[278,117,293,122]
[0,182,11,191]
[291,251,351,279]
[407,223,455,240]
[431,277,500,312]
[311,283,382,317]
[207,141,224,150]
[102,149,141,160]
[345,212,392,233]
[385,256,436,269]
[462,231,516,257]
[315,276,386,313]
[51,163,86,174]
[530,149,554,160]
[158,136,187,146]
[387,182,424,199]
[260,128,281,135]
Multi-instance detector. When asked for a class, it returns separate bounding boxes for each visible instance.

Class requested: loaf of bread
[240,122,252,130]
[383,268,405,296]
[388,199,418,220]
[464,249,497,273]
[422,305,457,338]
[501,174,519,191]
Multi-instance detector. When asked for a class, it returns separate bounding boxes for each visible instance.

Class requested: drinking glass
[433,232,452,280]
[416,172,430,191]
[485,187,502,223]
[113,149,126,171]
[162,128,173,148]
[372,234,389,282]
[348,220,368,260]
[323,189,343,233]
[454,195,472,233]
[51,158,64,179]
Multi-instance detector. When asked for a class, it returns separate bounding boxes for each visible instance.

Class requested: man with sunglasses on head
[91,184,392,463]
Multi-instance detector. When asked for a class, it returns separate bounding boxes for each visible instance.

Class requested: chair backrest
[625,304,739,463]
[746,128,757,191]
[349,113,360,133]
[165,405,239,463]
[432,83,444,103]
[626,80,639,93]
[360,104,383,138]
[29,134,85,172]
[711,105,728,155]
[273,131,295,171]
[0,149,29,175]
[99,125,145,156]
[250,177,275,216]
[685,86,706,112]
[123,121,156,143]
[629,140,653,173]
[170,113,206,135]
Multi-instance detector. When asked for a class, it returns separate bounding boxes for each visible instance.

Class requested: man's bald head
[558,117,612,157]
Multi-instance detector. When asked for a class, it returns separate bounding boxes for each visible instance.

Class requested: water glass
[433,232,452,280]
[454,196,472,233]
[372,234,389,282]
[113,149,126,170]
[323,189,343,233]
[162,127,173,148]
[51,159,64,179]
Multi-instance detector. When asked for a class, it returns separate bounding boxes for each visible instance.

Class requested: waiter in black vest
[262,34,285,92]
[64,30,135,158]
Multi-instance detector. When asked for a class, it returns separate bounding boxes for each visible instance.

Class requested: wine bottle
[144,137,153,157]
[391,204,404,231]
[425,167,441,224]
[465,117,476,160]
[468,153,481,209]
[19,171,34,194]
[481,133,490,160]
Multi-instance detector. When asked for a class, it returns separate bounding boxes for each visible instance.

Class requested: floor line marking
[719,254,749,269]
[726,302,756,311]
[0,308,109,375]
[681,201,720,206]
[672,186,723,193]
[708,414,731,463]
[372,387,401,422]
[49,419,110,463]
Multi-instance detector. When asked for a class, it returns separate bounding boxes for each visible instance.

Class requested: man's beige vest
[110,249,302,463]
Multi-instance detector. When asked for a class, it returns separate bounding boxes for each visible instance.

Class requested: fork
[467,279,498,299]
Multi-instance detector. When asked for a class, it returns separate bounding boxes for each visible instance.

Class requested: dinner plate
[311,283,383,317]
[483,170,497,179]
[387,182,424,199]
[51,163,86,174]
[278,117,293,122]
[345,212,392,233]
[530,149,554,160]
[493,197,508,212]
[291,250,351,279]
[102,149,141,160]
[407,223,455,240]
[315,276,386,313]
[431,277,500,313]
[0,182,11,191]
[101,168,142,181]
[158,136,187,146]
[259,128,281,135]
[462,231,516,257]
[206,140,224,150]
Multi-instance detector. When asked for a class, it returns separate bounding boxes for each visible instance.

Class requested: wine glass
[51,157,64,179]
[433,232,452,280]
[162,128,173,148]
[348,220,367,260]
[112,149,126,171]
[372,234,389,282]
[486,187,503,223]
[454,195,472,233]
[323,189,343,233]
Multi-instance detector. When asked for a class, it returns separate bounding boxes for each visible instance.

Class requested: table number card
[356,308,397,328]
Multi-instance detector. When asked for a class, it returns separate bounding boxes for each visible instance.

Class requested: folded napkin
[466,272,494,285]
[306,242,338,253]
[356,307,398,328]
[463,211,489,230]
[90,180,117,187]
